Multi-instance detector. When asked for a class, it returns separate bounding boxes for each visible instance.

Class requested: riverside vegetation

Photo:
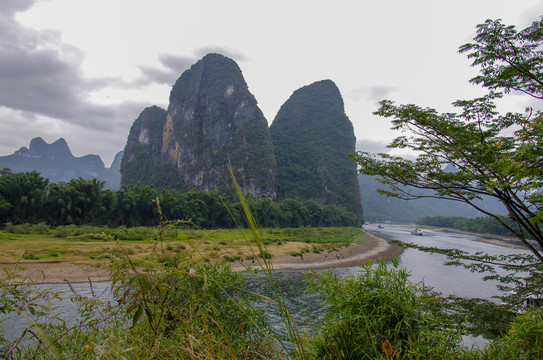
[1,220,541,359]
[2,17,543,358]
[0,223,362,265]
[0,169,542,358]
[0,170,361,229]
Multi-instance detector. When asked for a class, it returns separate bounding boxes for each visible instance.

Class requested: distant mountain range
[0,137,122,190]
[0,53,508,222]
[358,174,507,223]
[0,139,507,223]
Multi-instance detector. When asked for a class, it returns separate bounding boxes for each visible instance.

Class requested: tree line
[0,169,362,228]
[415,215,518,238]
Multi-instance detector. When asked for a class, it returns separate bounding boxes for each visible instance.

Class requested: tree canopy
[0,169,361,228]
[352,18,543,262]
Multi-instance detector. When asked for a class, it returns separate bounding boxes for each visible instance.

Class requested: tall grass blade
[227,163,306,359]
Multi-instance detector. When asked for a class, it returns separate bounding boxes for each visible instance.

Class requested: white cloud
[350,86,400,104]
[2,0,541,166]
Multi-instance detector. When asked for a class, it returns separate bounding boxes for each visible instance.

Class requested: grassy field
[0,223,366,265]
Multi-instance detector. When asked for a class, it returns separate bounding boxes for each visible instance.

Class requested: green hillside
[270,80,362,216]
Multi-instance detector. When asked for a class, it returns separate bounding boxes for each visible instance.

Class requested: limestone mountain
[120,106,183,189]
[0,137,121,189]
[122,53,277,198]
[270,80,362,216]
[101,150,123,190]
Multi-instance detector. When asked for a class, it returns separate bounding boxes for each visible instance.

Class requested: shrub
[479,309,543,359]
[21,252,39,260]
[6,223,32,234]
[223,255,240,262]
[307,258,463,359]
[175,244,186,252]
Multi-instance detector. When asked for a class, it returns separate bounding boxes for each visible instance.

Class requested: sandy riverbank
[230,231,403,271]
[0,232,402,284]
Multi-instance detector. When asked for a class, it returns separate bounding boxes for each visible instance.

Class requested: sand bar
[0,231,402,284]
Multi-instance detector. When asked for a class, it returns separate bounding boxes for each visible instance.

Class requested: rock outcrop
[270,80,362,215]
[120,106,184,190]
[123,53,277,197]
[121,55,363,212]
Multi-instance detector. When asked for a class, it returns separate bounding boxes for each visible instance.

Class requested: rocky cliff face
[120,106,184,189]
[160,53,277,198]
[120,55,362,211]
[270,80,362,215]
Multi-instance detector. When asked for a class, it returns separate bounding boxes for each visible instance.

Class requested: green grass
[0,224,365,265]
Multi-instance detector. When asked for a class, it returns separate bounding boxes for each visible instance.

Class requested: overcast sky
[1,0,542,165]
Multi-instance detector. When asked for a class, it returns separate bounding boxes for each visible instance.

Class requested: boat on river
[523,294,543,308]
[410,228,423,236]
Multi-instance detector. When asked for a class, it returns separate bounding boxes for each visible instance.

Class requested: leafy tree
[0,170,48,223]
[278,199,310,228]
[459,19,543,99]
[0,167,361,228]
[352,17,543,262]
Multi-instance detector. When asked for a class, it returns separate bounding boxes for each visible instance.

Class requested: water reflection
[363,223,530,300]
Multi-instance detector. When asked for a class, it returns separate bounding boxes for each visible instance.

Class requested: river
[360,223,531,299]
[1,224,530,345]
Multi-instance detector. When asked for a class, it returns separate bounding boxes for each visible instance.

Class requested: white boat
[522,294,543,308]
[410,228,423,236]
[502,290,543,311]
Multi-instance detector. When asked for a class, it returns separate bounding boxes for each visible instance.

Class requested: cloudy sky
[1,0,542,165]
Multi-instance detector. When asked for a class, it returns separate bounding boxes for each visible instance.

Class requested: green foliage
[458,18,543,99]
[360,16,543,341]
[258,250,272,259]
[21,252,39,260]
[0,229,541,359]
[0,222,279,359]
[477,309,543,359]
[0,171,360,228]
[416,215,517,238]
[110,254,276,358]
[353,17,543,262]
[0,170,48,224]
[270,80,362,216]
[307,259,464,359]
[433,295,516,339]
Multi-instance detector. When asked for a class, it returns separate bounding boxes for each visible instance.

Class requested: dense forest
[0,169,361,228]
[415,215,517,237]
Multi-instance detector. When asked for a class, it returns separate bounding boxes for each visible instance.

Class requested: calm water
[361,223,531,299]
[1,224,529,343]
